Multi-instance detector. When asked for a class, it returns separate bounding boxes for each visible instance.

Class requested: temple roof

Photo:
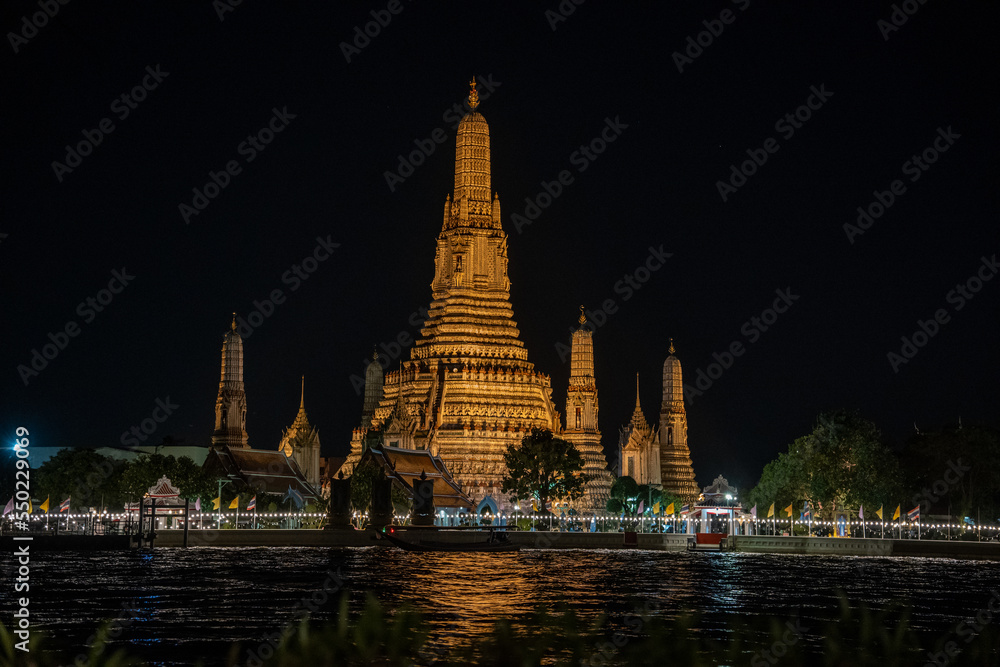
[203,445,319,500]
[360,445,473,510]
[147,475,180,498]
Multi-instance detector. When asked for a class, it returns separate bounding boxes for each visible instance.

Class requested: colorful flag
[665,502,675,515]
[859,505,864,520]
[652,501,660,515]
[875,505,883,520]
[680,504,689,514]
[892,505,901,521]
[907,506,920,522]
[247,496,257,511]
[801,501,811,521]
[2,497,12,516]
[767,502,775,518]
[26,499,32,514]
[784,503,794,518]
[212,496,221,510]
[195,497,201,511]
[39,497,49,513]
[750,504,757,518]
[59,497,71,513]
[229,497,239,510]
[638,500,644,514]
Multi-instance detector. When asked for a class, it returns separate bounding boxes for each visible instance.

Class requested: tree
[608,476,640,514]
[114,453,217,507]
[34,448,125,510]
[746,410,903,520]
[901,424,1000,519]
[501,428,588,513]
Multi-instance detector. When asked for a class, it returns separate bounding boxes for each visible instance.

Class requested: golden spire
[468,77,479,110]
[231,312,237,331]
[669,338,675,355]
[299,375,305,410]
[635,373,641,408]
[578,305,586,326]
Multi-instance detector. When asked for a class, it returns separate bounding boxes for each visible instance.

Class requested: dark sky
[3,2,997,491]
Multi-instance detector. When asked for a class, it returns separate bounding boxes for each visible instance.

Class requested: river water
[10,547,1000,665]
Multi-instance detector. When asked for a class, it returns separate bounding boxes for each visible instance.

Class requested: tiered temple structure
[360,350,384,427]
[562,308,613,510]
[278,377,322,491]
[617,340,699,500]
[211,315,249,448]
[343,80,612,511]
[659,341,699,498]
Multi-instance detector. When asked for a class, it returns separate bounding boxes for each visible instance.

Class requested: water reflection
[22,547,1000,666]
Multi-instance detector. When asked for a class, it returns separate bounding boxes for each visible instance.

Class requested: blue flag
[284,486,305,509]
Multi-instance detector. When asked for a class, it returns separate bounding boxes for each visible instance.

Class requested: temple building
[618,374,659,484]
[278,377,322,491]
[203,445,320,502]
[342,80,611,512]
[354,445,474,519]
[562,308,614,510]
[204,316,320,500]
[211,315,249,448]
[617,341,699,500]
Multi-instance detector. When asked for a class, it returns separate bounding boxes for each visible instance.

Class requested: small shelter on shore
[684,475,743,534]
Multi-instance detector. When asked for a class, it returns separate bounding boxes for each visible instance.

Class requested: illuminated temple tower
[659,341,699,498]
[343,80,571,510]
[562,308,613,510]
[279,376,321,490]
[211,314,249,448]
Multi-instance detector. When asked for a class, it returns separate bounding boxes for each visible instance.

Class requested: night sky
[3,2,997,491]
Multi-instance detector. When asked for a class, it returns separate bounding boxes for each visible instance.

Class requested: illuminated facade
[211,315,249,449]
[278,376,322,491]
[659,342,699,498]
[618,374,659,485]
[343,81,611,511]
[562,309,614,510]
[617,341,699,500]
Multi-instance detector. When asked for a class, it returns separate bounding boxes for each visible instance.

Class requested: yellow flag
[784,503,793,517]
[653,501,661,514]
[767,502,775,518]
[26,499,32,514]
[229,497,239,509]
[39,497,50,513]
[875,505,883,520]
[892,504,900,521]
[664,502,674,515]
[212,496,221,510]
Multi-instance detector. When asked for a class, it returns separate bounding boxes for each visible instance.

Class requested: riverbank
[134,529,1000,559]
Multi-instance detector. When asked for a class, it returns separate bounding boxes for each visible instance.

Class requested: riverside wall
[147,530,1000,559]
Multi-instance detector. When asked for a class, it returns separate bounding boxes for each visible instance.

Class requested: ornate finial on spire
[578,305,586,325]
[231,313,237,331]
[669,338,675,355]
[635,373,641,408]
[468,77,479,110]
[300,375,305,409]
[372,346,378,362]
